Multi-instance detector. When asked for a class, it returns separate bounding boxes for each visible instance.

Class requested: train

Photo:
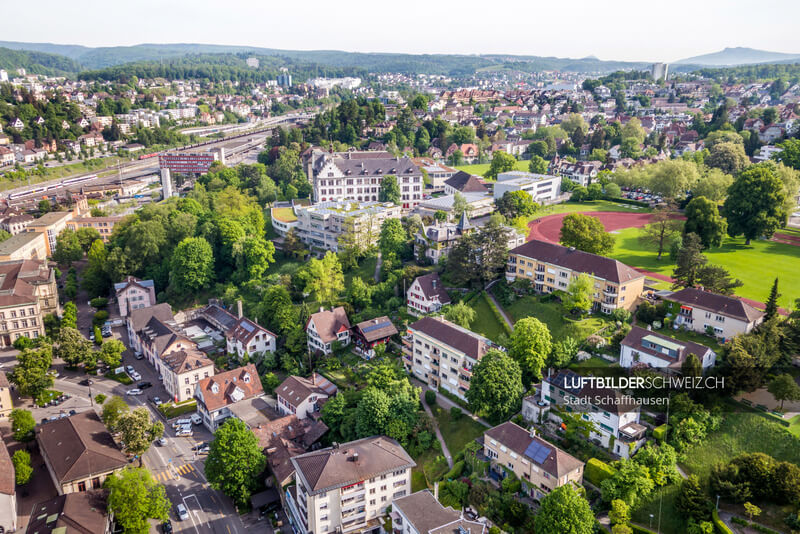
[6,174,97,200]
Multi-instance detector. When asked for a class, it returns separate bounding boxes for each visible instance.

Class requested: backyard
[503,294,612,341]
[430,404,488,455]
[466,293,507,343]
[455,160,529,178]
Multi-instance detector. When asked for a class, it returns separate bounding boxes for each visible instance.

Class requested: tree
[684,196,727,249]
[117,408,163,465]
[621,118,646,144]
[378,218,408,258]
[774,138,800,170]
[681,353,703,379]
[101,395,130,433]
[38,198,51,213]
[61,301,77,328]
[10,408,35,441]
[600,458,655,507]
[105,468,170,534]
[452,191,471,219]
[98,338,125,368]
[639,208,683,259]
[550,336,579,367]
[445,218,510,287]
[75,227,102,252]
[605,182,622,198]
[764,278,780,320]
[54,327,92,367]
[564,273,594,314]
[53,229,83,265]
[302,251,344,306]
[12,450,33,485]
[609,499,631,526]
[444,302,475,328]
[170,237,214,292]
[534,484,596,534]
[529,155,548,174]
[707,141,749,175]
[724,165,788,244]
[676,474,710,521]
[633,443,680,486]
[496,190,538,219]
[486,151,517,180]
[587,182,603,200]
[355,387,391,437]
[10,346,53,399]
[695,264,743,295]
[434,210,447,223]
[672,233,707,288]
[744,502,761,522]
[560,213,615,255]
[767,374,800,410]
[465,350,524,423]
[509,317,552,384]
[205,418,267,508]
[692,168,733,202]
[379,175,400,203]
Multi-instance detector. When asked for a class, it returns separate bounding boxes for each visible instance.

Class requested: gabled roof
[291,436,415,495]
[25,491,108,534]
[444,171,488,193]
[276,373,337,407]
[393,490,460,534]
[0,439,13,495]
[113,275,154,294]
[35,411,127,485]
[484,421,583,478]
[307,307,351,344]
[227,316,276,345]
[195,364,263,413]
[353,316,398,342]
[510,239,644,284]
[411,273,451,305]
[128,302,173,332]
[668,287,764,323]
[161,348,214,375]
[407,316,492,361]
[252,414,329,485]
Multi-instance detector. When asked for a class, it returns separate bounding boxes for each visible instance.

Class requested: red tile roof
[196,364,264,413]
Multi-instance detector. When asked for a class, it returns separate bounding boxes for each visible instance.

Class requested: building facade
[620,326,716,371]
[158,152,218,175]
[306,307,351,355]
[494,171,562,203]
[0,259,58,347]
[114,276,156,317]
[276,373,338,420]
[294,201,402,253]
[0,231,48,261]
[406,273,451,316]
[666,287,765,340]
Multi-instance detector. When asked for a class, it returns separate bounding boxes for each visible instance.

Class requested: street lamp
[649,514,654,529]
[716,494,720,511]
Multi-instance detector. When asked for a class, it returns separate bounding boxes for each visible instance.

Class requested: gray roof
[408,316,493,361]
[127,302,174,332]
[393,491,460,534]
[668,287,764,323]
[0,231,42,255]
[312,151,420,178]
[484,421,583,478]
[621,326,713,367]
[444,171,488,193]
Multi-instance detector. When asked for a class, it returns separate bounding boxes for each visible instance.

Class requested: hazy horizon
[4,0,800,64]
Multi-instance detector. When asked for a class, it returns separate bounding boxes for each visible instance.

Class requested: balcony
[461,366,472,377]
[603,288,618,296]
[431,359,440,368]
[458,378,471,390]
[341,482,365,496]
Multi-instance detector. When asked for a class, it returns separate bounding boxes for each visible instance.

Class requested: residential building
[0,371,12,418]
[114,276,156,316]
[506,240,646,313]
[754,144,783,162]
[0,146,15,166]
[410,158,457,192]
[0,439,15,534]
[25,491,111,534]
[351,316,398,358]
[406,273,451,316]
[620,325,716,371]
[0,231,48,261]
[443,171,488,195]
[305,149,424,208]
[392,490,485,534]
[270,202,299,237]
[36,411,128,495]
[158,152,218,175]
[195,364,265,431]
[402,316,496,401]
[286,436,415,534]
[26,211,74,256]
[66,215,123,242]
[276,373,338,420]
[0,213,34,234]
[666,287,765,340]
[414,192,495,219]
[253,414,329,486]
[306,306,351,355]
[550,157,601,187]
[160,348,215,403]
[294,201,402,253]
[0,259,59,347]
[481,421,584,500]
[494,171,562,203]
[226,315,277,360]
[651,63,669,81]
[523,370,646,459]
[413,213,472,265]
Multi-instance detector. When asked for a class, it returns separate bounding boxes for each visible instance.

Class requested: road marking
[182,494,202,534]
[226,526,231,534]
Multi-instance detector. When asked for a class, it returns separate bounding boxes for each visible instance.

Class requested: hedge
[584,458,616,486]
[652,424,668,442]
[483,292,512,337]
[607,197,650,208]
[443,460,465,480]
[712,509,733,534]
[630,525,658,534]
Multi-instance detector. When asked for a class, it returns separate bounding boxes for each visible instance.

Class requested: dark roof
[0,439,13,495]
[113,275,154,293]
[252,414,329,485]
[291,436,415,495]
[195,364,264,413]
[484,421,583,478]
[25,491,108,534]
[201,303,238,331]
[160,348,214,375]
[408,316,492,361]
[0,370,9,389]
[668,287,764,323]
[312,151,420,178]
[621,326,713,366]
[354,316,398,342]
[393,491,460,534]
[35,411,127,485]
[127,302,174,333]
[444,171,488,193]
[228,316,276,345]
[412,273,451,304]
[276,373,336,407]
[510,239,644,284]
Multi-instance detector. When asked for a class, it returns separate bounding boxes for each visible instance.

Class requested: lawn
[503,295,611,341]
[466,294,507,343]
[431,405,487,455]
[266,254,304,276]
[271,207,297,223]
[540,200,652,216]
[159,399,198,419]
[631,485,685,534]
[610,228,800,308]
[455,160,529,179]
[345,255,378,285]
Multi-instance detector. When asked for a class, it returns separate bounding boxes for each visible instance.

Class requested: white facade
[406,278,448,316]
[494,171,562,203]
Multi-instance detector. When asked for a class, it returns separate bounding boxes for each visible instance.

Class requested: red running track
[527,211,663,243]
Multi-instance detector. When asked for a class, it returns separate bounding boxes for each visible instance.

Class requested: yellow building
[26,211,74,256]
[0,372,12,419]
[66,215,124,242]
[0,231,47,261]
[0,259,58,347]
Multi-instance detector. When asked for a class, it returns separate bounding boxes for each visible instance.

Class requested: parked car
[137,381,152,389]
[153,397,163,406]
[134,352,144,360]
[162,520,173,534]
[126,388,142,396]
[176,504,189,521]
[195,445,209,455]
[175,429,193,437]
[157,437,168,446]
[172,418,191,428]
[126,365,135,374]
[130,372,142,381]
[190,413,202,425]
[79,378,93,386]
[68,409,76,416]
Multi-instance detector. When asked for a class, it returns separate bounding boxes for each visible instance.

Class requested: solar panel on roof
[361,321,392,334]
[524,440,551,465]
[241,321,255,332]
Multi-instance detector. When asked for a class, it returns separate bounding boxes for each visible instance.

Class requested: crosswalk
[153,463,196,482]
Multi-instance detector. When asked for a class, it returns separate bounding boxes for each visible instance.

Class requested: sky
[4,0,800,63]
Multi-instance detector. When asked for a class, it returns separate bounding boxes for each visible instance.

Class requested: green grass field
[454,160,529,179]
[466,294,507,343]
[610,228,800,308]
[541,200,652,216]
[504,295,611,340]
[431,405,487,455]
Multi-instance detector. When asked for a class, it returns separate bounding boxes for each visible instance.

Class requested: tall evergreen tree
[764,278,780,320]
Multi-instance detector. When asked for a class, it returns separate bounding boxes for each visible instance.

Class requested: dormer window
[211,382,219,394]
[243,373,250,383]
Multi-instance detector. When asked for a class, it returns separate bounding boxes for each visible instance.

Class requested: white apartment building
[619,326,716,371]
[294,201,402,253]
[286,436,415,534]
[667,287,764,341]
[494,171,562,203]
[402,316,496,401]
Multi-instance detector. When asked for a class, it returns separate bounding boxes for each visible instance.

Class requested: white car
[126,388,142,396]
[172,418,191,428]
[130,372,142,381]
[176,503,189,521]
[176,429,193,437]
[190,413,202,425]
[126,365,135,374]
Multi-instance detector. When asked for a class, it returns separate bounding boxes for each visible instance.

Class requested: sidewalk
[485,289,513,330]
[414,379,491,429]
[418,389,453,469]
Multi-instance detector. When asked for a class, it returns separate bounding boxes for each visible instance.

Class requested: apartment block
[66,215,123,242]
[402,316,496,401]
[666,287,764,340]
[286,436,415,534]
[294,201,402,253]
[506,239,645,313]
[26,211,74,256]
[0,259,58,347]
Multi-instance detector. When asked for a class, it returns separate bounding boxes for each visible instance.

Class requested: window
[185,377,190,385]
[92,477,101,489]
[77,481,86,492]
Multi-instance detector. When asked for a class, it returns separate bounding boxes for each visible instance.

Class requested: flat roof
[642,334,682,352]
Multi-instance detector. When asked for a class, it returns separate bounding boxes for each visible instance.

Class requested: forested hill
[0,47,82,76]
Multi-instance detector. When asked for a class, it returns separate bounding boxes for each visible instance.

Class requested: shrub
[90,297,108,308]
[630,525,658,534]
[652,424,668,443]
[425,390,436,406]
[483,292,512,336]
[584,458,617,486]
[712,509,734,534]
[94,325,102,345]
[92,310,109,326]
[94,393,107,404]
[450,406,462,420]
[444,460,465,480]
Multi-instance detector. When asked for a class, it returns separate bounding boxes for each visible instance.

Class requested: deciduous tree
[105,468,170,534]
[205,418,267,508]
[379,175,400,203]
[534,484,596,534]
[564,273,594,314]
[117,408,163,465]
[170,237,214,292]
[767,374,800,410]
[302,251,344,306]
[639,208,683,259]
[465,350,524,423]
[560,213,615,255]
[509,317,552,384]
[724,164,788,244]
[485,151,516,179]
[10,409,35,441]
[684,196,727,249]
[444,302,475,328]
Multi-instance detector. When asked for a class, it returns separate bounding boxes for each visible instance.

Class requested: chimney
[434,481,439,500]
[319,307,324,313]
[529,427,536,439]
[237,300,243,319]
[352,452,359,462]
[431,279,437,289]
